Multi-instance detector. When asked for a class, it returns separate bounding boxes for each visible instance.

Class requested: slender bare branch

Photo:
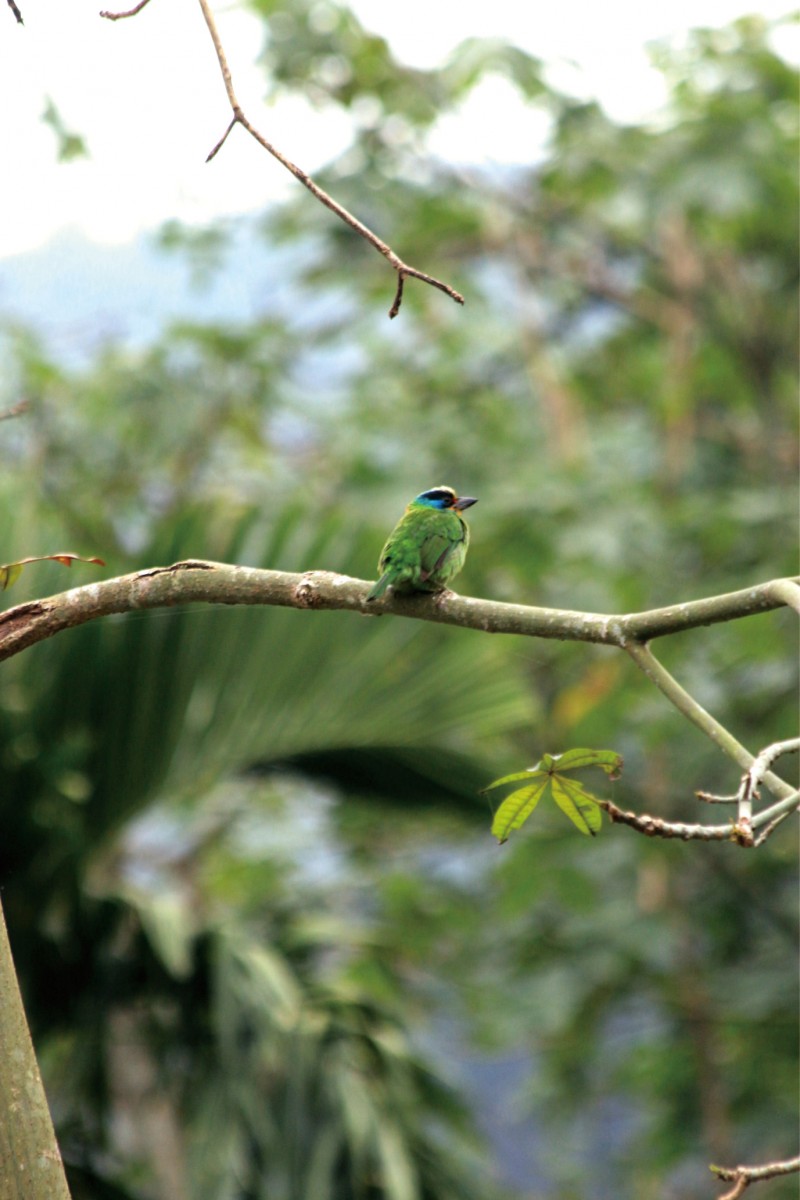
[598,799,736,842]
[623,641,796,802]
[205,116,236,163]
[743,737,800,790]
[599,787,799,846]
[99,0,463,313]
[711,1154,800,1199]
[752,801,799,846]
[751,788,800,832]
[5,0,23,25]
[100,0,153,19]
[697,740,799,815]
[193,0,463,317]
[0,399,29,421]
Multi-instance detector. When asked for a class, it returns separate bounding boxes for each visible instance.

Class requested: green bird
[367,485,478,602]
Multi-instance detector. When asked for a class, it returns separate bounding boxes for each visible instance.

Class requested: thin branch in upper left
[99,0,153,19]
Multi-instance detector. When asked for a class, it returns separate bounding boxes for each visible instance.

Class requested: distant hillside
[0,220,294,363]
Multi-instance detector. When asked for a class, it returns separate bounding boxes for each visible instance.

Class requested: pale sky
[0,1,795,258]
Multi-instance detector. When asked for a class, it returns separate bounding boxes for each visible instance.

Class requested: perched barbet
[366,485,477,602]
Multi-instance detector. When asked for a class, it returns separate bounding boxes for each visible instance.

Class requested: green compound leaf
[550,776,603,836]
[490,777,550,844]
[482,768,541,791]
[485,748,622,843]
[548,748,623,778]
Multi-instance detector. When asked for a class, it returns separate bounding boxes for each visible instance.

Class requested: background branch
[99,0,464,314]
[190,0,464,317]
[99,0,153,19]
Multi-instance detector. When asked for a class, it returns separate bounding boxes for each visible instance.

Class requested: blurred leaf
[41,97,88,162]
[131,889,195,979]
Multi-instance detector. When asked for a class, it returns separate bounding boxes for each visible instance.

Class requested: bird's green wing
[419,531,458,579]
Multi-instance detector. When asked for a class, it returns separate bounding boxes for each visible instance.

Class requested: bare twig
[6,0,22,24]
[205,116,236,163]
[695,739,800,842]
[734,737,800,842]
[599,787,799,845]
[698,740,799,809]
[742,737,800,792]
[100,0,153,19]
[599,799,736,842]
[751,801,798,846]
[751,786,800,836]
[711,1154,800,1199]
[0,399,29,421]
[193,0,463,318]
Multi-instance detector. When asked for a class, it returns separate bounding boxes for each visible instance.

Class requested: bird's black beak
[453,496,478,511]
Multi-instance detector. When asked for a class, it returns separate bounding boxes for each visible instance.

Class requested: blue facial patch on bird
[414,487,458,510]
[411,487,478,513]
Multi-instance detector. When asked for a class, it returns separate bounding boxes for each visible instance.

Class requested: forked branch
[711,1154,800,1200]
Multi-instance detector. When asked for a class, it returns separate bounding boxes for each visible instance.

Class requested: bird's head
[410,486,478,512]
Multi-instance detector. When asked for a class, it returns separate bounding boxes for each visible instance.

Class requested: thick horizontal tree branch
[1,560,797,806]
[1,561,795,661]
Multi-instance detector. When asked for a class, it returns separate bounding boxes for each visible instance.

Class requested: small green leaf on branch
[484,749,623,843]
[0,553,106,591]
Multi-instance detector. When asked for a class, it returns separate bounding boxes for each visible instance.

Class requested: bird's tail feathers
[366,572,391,602]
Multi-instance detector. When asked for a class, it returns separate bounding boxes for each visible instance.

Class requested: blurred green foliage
[0,8,798,1199]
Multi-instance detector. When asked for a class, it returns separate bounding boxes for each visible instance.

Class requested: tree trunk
[0,898,71,1200]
